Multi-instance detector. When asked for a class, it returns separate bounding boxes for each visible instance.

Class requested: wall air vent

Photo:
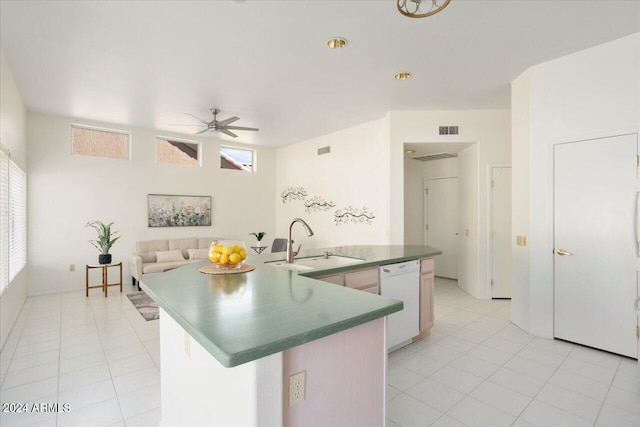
[317,146,331,155]
[439,126,459,135]
[413,152,458,162]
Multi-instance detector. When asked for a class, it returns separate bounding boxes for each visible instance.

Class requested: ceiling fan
[174,108,259,138]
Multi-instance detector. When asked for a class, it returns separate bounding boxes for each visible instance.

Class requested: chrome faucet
[286,218,314,263]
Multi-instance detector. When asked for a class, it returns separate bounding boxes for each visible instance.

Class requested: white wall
[511,33,640,337]
[404,157,458,246]
[0,50,28,348]
[390,110,511,298]
[28,113,277,295]
[457,144,479,297]
[510,72,531,332]
[275,117,390,249]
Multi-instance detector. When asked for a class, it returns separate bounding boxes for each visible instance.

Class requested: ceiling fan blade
[224,125,259,132]
[195,128,210,135]
[219,128,238,138]
[168,124,206,127]
[217,116,240,126]
[184,113,210,125]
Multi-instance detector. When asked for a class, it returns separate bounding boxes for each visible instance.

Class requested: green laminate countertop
[140,245,441,368]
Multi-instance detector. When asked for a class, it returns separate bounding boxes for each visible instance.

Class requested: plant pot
[99,254,112,265]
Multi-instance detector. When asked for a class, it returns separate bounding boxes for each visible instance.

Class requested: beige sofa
[130,237,223,288]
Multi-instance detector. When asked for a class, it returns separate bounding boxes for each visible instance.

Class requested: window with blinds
[0,149,27,295]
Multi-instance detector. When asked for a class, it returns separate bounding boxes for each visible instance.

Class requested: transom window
[72,125,130,160]
[220,146,254,172]
[156,138,200,166]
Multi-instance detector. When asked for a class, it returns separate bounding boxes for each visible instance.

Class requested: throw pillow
[156,249,185,263]
[187,248,209,260]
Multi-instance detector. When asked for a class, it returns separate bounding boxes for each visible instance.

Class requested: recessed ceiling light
[327,38,348,49]
[405,149,417,154]
[395,72,412,80]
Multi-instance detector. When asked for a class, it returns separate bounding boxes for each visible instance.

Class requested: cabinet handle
[556,249,573,256]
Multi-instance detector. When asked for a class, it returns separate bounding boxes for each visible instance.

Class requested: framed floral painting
[147,194,211,227]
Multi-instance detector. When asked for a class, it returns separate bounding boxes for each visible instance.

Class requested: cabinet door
[361,285,380,295]
[419,273,434,330]
[315,273,344,286]
[344,267,379,291]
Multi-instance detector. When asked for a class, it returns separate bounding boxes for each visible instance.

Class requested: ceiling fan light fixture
[394,72,412,80]
[327,37,348,49]
[397,0,452,19]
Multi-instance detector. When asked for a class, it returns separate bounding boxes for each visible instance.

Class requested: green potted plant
[86,221,120,264]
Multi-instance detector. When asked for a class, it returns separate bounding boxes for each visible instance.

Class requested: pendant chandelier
[397,0,452,18]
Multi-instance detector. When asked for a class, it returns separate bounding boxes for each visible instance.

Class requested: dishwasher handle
[380,260,420,276]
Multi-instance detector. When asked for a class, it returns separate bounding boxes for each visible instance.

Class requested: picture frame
[147,194,212,227]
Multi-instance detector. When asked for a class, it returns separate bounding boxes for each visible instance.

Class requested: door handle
[556,249,573,256]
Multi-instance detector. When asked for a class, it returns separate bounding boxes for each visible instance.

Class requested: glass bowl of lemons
[208,240,248,269]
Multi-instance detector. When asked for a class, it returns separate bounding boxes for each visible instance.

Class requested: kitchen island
[141,245,441,427]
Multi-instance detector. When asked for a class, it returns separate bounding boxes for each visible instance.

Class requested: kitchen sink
[266,255,364,271]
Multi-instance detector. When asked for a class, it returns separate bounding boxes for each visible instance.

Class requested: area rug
[126,292,159,321]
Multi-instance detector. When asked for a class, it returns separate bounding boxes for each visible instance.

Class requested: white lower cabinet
[314,257,435,341]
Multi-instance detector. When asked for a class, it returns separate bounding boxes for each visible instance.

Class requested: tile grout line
[592,357,622,425]
[0,296,32,386]
[89,294,127,426]
[55,294,63,427]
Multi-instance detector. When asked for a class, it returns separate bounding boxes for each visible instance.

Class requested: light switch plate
[184,331,191,357]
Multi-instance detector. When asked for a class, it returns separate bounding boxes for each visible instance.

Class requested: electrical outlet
[184,331,191,357]
[69,264,75,272]
[289,371,306,407]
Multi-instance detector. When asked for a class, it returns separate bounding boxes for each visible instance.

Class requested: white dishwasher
[380,260,420,350]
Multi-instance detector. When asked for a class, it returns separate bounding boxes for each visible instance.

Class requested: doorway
[554,134,638,358]
[424,177,458,279]
[489,166,512,298]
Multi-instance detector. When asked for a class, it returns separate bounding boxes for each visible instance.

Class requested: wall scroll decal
[334,206,375,225]
[304,196,336,213]
[281,187,307,204]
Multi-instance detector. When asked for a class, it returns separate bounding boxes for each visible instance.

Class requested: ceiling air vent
[317,146,331,155]
[413,152,458,162]
[439,126,459,135]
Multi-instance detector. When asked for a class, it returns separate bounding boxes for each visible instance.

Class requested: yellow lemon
[239,249,247,260]
[221,246,231,255]
[219,253,229,265]
[229,253,241,265]
[209,252,221,263]
[213,244,223,253]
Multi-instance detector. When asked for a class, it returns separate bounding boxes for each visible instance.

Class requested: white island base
[159,308,388,427]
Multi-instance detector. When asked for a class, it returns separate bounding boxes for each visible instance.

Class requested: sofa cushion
[137,240,169,263]
[187,248,209,260]
[142,260,195,274]
[198,238,219,249]
[169,238,199,259]
[156,249,185,263]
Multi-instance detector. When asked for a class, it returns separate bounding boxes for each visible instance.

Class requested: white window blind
[9,158,26,282]
[0,150,8,294]
[0,149,26,295]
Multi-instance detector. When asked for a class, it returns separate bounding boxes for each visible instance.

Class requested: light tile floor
[1,279,639,427]
[387,278,640,427]
[0,288,160,427]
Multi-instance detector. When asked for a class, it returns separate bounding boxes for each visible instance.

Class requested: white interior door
[490,167,512,298]
[424,177,458,279]
[554,134,638,358]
